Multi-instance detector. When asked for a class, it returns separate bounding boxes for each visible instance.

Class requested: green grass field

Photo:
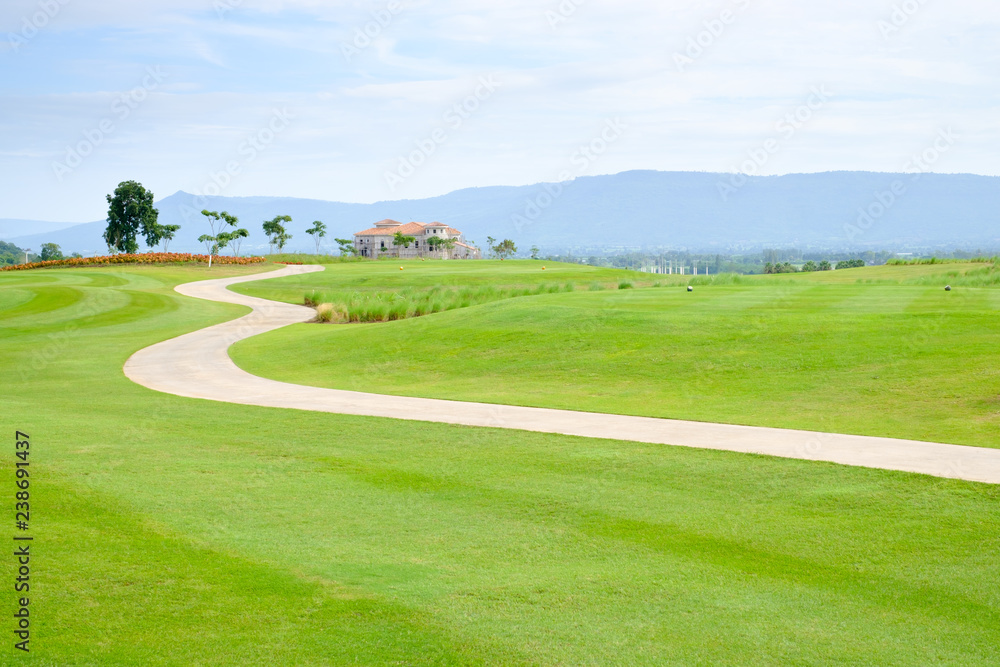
[4,261,1000,664]
[233,260,1000,449]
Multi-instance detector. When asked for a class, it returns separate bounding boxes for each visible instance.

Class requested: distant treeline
[540,248,1000,275]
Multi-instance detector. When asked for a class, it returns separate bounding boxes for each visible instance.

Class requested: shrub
[0,252,266,272]
[836,259,866,270]
[618,281,633,290]
[315,303,337,323]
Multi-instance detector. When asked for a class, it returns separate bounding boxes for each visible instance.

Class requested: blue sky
[2,0,998,221]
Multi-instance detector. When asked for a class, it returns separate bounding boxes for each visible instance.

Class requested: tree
[213,212,247,256]
[392,231,416,257]
[485,236,497,259]
[39,243,64,261]
[263,215,292,254]
[427,236,456,257]
[306,221,327,254]
[334,238,358,257]
[160,225,180,252]
[198,234,222,261]
[225,228,249,256]
[104,181,159,254]
[491,238,517,260]
[530,245,540,260]
[818,260,832,271]
[801,260,818,272]
[0,241,23,266]
[200,210,221,262]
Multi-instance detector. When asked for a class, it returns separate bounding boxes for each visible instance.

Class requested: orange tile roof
[354,221,462,237]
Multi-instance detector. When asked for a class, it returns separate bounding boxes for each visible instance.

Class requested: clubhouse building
[353,219,481,260]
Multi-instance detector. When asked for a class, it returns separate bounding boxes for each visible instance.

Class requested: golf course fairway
[3,261,1000,665]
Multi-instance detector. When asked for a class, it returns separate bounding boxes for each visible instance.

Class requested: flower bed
[1,252,267,272]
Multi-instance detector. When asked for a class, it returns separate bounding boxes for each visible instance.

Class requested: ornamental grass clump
[303,279,587,324]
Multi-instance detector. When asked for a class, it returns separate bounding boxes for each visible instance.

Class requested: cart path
[124,264,1000,484]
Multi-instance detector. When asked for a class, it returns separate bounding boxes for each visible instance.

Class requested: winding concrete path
[125,264,1000,484]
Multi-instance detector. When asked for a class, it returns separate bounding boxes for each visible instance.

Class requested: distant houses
[353,219,481,259]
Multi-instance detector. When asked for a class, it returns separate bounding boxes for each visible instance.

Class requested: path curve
[125,265,1000,484]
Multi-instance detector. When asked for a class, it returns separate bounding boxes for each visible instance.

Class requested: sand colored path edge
[124,264,1000,484]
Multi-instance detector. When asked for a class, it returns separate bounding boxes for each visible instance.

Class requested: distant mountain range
[4,171,999,254]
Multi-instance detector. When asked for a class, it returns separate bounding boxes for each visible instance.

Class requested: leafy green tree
[530,245,540,260]
[393,231,416,257]
[39,243,63,261]
[334,238,358,256]
[210,212,247,256]
[225,228,250,256]
[427,236,456,256]
[160,224,180,252]
[201,210,222,235]
[818,260,832,271]
[485,236,497,259]
[200,210,222,259]
[263,215,292,254]
[104,181,159,254]
[0,241,22,266]
[198,235,220,253]
[801,260,818,272]
[492,238,517,260]
[306,221,327,254]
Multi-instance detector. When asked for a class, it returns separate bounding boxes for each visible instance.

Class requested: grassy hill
[4,261,1000,664]
[233,260,1000,448]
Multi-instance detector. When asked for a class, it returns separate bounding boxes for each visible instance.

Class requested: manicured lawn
[232,262,1000,449]
[4,263,1000,664]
